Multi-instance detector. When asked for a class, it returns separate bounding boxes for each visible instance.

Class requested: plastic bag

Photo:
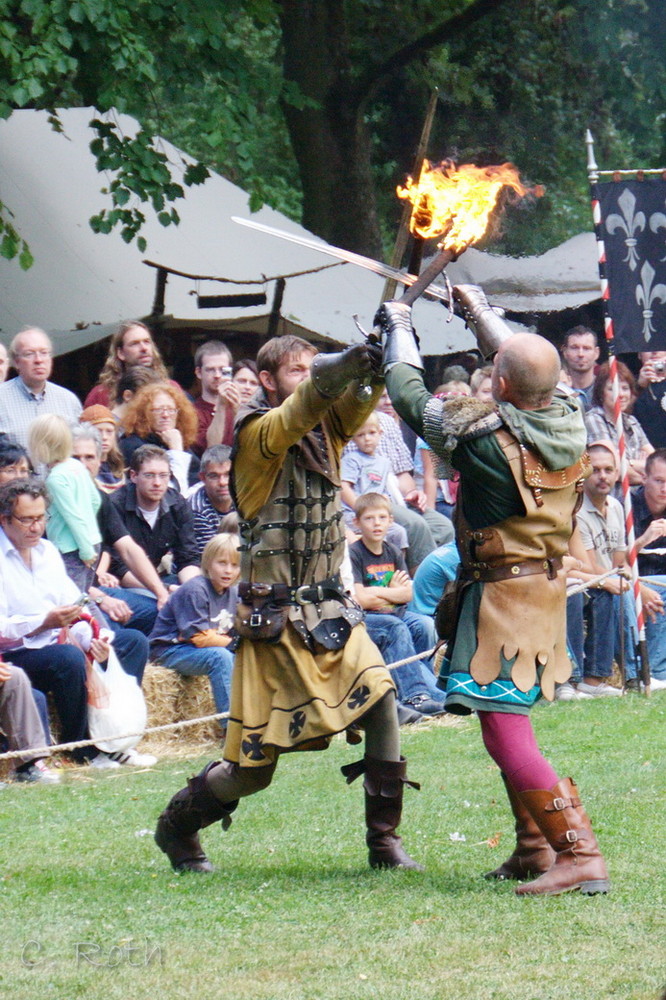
[66,614,147,753]
[86,646,147,753]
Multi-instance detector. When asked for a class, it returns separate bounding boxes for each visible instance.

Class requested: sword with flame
[234,160,536,362]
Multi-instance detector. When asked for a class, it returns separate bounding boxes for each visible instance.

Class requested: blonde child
[149,533,240,722]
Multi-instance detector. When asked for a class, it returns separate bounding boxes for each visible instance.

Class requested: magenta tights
[478,711,559,792]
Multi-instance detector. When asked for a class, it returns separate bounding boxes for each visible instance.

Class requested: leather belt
[238,574,345,606]
[461,556,563,583]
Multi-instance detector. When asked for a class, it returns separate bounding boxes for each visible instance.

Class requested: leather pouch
[435,578,468,642]
[234,599,288,642]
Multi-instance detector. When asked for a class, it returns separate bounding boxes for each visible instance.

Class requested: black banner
[594,179,666,352]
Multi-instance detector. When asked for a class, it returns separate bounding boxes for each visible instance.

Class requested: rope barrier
[0,645,439,763]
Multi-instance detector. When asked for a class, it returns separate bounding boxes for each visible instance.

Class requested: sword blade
[231,216,451,305]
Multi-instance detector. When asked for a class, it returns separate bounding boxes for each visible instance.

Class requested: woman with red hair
[121,382,200,493]
[585,361,653,492]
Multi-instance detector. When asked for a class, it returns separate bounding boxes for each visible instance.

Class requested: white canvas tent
[0,109,601,359]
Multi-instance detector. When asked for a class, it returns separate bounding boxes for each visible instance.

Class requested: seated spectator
[0,478,97,765]
[28,414,101,592]
[121,382,200,493]
[633,350,666,448]
[192,340,238,457]
[85,321,170,408]
[71,426,171,646]
[149,533,240,729]
[112,365,161,424]
[584,361,653,492]
[104,445,200,634]
[0,342,8,382]
[231,359,260,405]
[0,327,81,448]
[187,445,235,555]
[630,449,666,690]
[80,405,125,491]
[344,408,453,573]
[469,365,494,402]
[340,413,408,552]
[0,657,59,783]
[567,442,646,697]
[0,441,31,484]
[561,325,599,412]
[349,493,444,716]
[409,541,460,617]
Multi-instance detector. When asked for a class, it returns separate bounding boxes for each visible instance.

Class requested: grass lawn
[1,694,665,1000]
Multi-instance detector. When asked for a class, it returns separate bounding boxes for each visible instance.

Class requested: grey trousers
[0,667,48,766]
[391,505,454,570]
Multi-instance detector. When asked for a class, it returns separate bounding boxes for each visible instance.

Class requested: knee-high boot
[484,773,555,880]
[514,777,610,896]
[341,755,424,870]
[154,761,238,873]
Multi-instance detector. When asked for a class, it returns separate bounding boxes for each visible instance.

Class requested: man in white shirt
[0,478,90,760]
[0,328,81,448]
[575,442,662,695]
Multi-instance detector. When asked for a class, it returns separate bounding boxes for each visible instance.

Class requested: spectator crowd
[0,318,663,785]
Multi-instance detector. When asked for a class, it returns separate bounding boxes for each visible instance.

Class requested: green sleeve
[384,363,431,437]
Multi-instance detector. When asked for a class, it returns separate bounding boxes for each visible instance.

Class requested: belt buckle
[250,612,263,628]
[294,584,324,605]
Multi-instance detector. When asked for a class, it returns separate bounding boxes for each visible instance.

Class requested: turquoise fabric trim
[437,660,540,715]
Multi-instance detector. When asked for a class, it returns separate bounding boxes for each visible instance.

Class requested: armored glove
[375,301,424,373]
[310,342,383,398]
[452,284,513,359]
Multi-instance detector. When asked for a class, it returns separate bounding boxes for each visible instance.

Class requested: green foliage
[1,0,665,264]
[0,199,33,269]
[86,118,207,248]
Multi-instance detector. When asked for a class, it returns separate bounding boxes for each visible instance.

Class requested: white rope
[566,566,625,597]
[0,646,439,763]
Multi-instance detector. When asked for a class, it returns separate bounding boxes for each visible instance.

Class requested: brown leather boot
[514,777,610,896]
[154,762,237,873]
[484,773,555,880]
[342,755,424,870]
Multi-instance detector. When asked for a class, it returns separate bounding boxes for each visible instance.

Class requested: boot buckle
[564,829,579,843]
[552,796,567,811]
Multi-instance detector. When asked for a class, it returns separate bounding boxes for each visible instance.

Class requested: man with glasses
[103,445,200,633]
[0,328,82,447]
[0,478,90,763]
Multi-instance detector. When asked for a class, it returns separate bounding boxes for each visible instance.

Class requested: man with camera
[633,350,666,449]
[192,341,240,456]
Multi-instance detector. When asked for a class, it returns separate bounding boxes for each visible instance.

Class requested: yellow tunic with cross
[224,375,396,768]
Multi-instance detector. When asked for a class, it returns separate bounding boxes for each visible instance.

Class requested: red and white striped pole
[587,130,650,692]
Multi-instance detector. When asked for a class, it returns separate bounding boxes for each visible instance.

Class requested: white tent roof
[0,109,600,359]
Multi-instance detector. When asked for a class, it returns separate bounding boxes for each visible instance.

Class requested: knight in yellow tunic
[155,335,421,874]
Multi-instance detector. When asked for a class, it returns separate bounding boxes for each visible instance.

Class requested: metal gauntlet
[310,344,380,398]
[452,284,513,359]
[375,301,424,373]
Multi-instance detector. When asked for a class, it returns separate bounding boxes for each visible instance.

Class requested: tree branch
[353,0,514,105]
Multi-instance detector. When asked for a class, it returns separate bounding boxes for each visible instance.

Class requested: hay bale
[141,663,224,750]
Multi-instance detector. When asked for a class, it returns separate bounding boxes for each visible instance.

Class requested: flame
[397,159,535,251]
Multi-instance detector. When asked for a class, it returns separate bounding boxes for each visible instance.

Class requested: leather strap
[461,556,563,583]
[239,574,345,606]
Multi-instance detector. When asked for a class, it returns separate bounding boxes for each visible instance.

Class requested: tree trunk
[277,0,383,258]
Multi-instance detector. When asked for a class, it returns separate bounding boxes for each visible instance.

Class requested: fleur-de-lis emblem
[649,205,666,262]
[636,260,666,342]
[241,733,266,761]
[606,188,646,271]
